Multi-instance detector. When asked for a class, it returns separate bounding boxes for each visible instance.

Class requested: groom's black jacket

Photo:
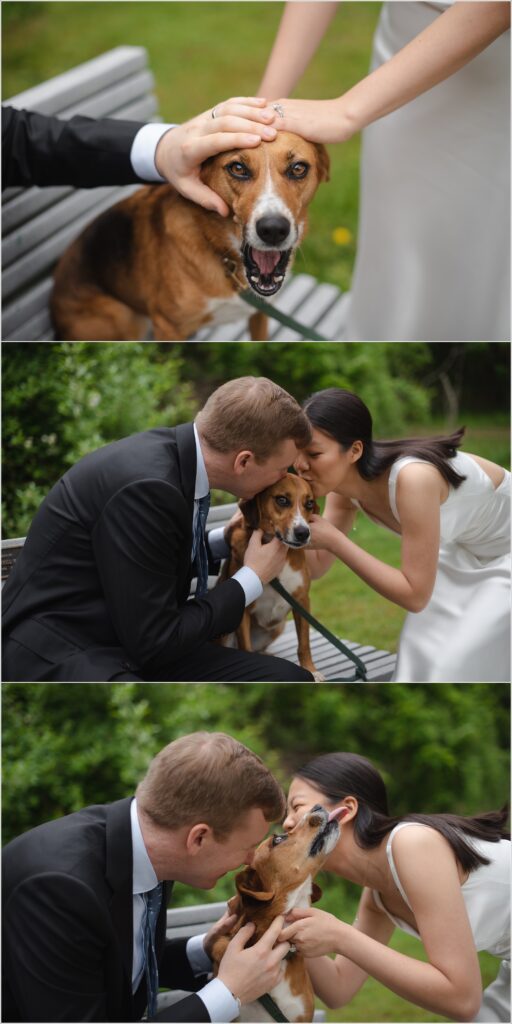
[2,424,245,681]
[2,798,211,1022]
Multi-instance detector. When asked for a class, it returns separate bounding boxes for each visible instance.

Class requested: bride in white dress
[294,388,510,682]
[258,1,510,341]
[280,752,510,1023]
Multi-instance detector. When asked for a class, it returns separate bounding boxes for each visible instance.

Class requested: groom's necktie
[143,882,163,1020]
[192,492,211,598]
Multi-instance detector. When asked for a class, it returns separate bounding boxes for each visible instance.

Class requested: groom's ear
[239,496,260,530]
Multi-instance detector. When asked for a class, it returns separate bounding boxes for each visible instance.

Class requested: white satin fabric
[373,823,511,1023]
[344,1,511,341]
[391,453,510,681]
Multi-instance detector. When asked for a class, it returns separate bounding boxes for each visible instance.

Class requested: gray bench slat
[315,291,351,339]
[4,184,129,268]
[6,308,54,341]
[5,46,151,115]
[51,69,157,123]
[3,185,75,234]
[271,281,341,341]
[166,902,227,928]
[194,272,322,342]
[2,184,141,302]
[1,279,53,337]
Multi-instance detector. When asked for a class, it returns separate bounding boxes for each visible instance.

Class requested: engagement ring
[211,107,218,120]
[272,102,285,119]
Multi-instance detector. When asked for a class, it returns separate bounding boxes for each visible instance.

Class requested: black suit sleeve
[91,479,246,677]
[2,106,146,188]
[3,872,113,1022]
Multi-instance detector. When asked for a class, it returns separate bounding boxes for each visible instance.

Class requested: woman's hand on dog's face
[203,909,239,960]
[306,514,341,552]
[218,915,292,1005]
[155,97,277,216]
[243,529,289,585]
[279,907,342,957]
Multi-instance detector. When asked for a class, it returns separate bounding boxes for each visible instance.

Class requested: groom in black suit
[2,732,291,1023]
[2,376,314,682]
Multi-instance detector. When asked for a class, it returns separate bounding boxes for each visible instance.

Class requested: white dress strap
[384,821,426,909]
[388,457,430,523]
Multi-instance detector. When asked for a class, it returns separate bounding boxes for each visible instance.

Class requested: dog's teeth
[275,276,284,282]
[250,275,259,282]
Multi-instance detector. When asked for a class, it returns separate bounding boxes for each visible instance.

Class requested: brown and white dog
[218,473,324,680]
[51,132,329,341]
[211,805,340,1022]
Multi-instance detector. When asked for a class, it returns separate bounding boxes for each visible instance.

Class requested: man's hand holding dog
[217,916,291,1005]
[155,97,277,216]
[243,529,288,584]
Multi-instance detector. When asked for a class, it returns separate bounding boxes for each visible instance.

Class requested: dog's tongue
[328,806,348,823]
[251,248,281,275]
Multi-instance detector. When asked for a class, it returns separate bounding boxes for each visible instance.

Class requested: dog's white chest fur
[237,877,313,1023]
[203,292,254,326]
[253,563,304,631]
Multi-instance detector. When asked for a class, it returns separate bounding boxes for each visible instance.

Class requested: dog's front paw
[312,671,326,682]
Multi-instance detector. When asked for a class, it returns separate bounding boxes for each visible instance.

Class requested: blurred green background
[2,0,381,290]
[2,340,510,654]
[2,681,509,1021]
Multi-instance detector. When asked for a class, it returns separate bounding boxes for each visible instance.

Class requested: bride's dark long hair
[303,388,467,489]
[296,752,509,873]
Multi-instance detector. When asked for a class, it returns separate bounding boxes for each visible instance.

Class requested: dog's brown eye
[275,495,291,507]
[226,161,251,180]
[305,500,316,511]
[287,161,309,180]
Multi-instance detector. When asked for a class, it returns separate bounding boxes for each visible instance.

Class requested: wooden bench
[2,47,349,342]
[163,900,326,1021]
[1,502,396,681]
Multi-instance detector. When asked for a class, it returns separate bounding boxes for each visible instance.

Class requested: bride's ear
[350,440,364,463]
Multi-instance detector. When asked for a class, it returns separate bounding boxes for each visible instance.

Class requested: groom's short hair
[136,731,285,838]
[195,376,311,460]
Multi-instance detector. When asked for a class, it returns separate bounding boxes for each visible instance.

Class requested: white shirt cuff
[186,933,212,975]
[207,526,231,561]
[129,123,176,182]
[233,566,263,606]
[196,978,240,1023]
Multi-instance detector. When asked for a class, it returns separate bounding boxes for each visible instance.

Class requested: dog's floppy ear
[311,882,323,904]
[314,143,330,183]
[239,496,260,530]
[235,867,274,905]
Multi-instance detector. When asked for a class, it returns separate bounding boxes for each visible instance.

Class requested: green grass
[322,935,499,1022]
[2,0,381,286]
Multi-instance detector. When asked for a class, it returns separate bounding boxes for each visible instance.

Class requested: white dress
[344,1,510,342]
[353,452,511,682]
[372,822,511,1023]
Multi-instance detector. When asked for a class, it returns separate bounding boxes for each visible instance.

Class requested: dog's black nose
[293,525,310,544]
[256,215,290,246]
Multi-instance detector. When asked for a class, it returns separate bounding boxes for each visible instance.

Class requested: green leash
[270,578,368,682]
[222,256,329,341]
[239,287,329,342]
[257,992,290,1023]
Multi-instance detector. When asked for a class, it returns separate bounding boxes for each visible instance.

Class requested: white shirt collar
[130,798,158,895]
[193,422,210,500]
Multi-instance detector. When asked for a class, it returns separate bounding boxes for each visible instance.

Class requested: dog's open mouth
[242,245,291,296]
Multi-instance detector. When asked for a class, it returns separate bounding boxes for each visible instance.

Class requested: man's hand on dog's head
[155,97,277,216]
[243,529,288,585]
[217,914,291,1005]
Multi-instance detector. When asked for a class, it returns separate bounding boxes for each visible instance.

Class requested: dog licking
[210,805,340,1022]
